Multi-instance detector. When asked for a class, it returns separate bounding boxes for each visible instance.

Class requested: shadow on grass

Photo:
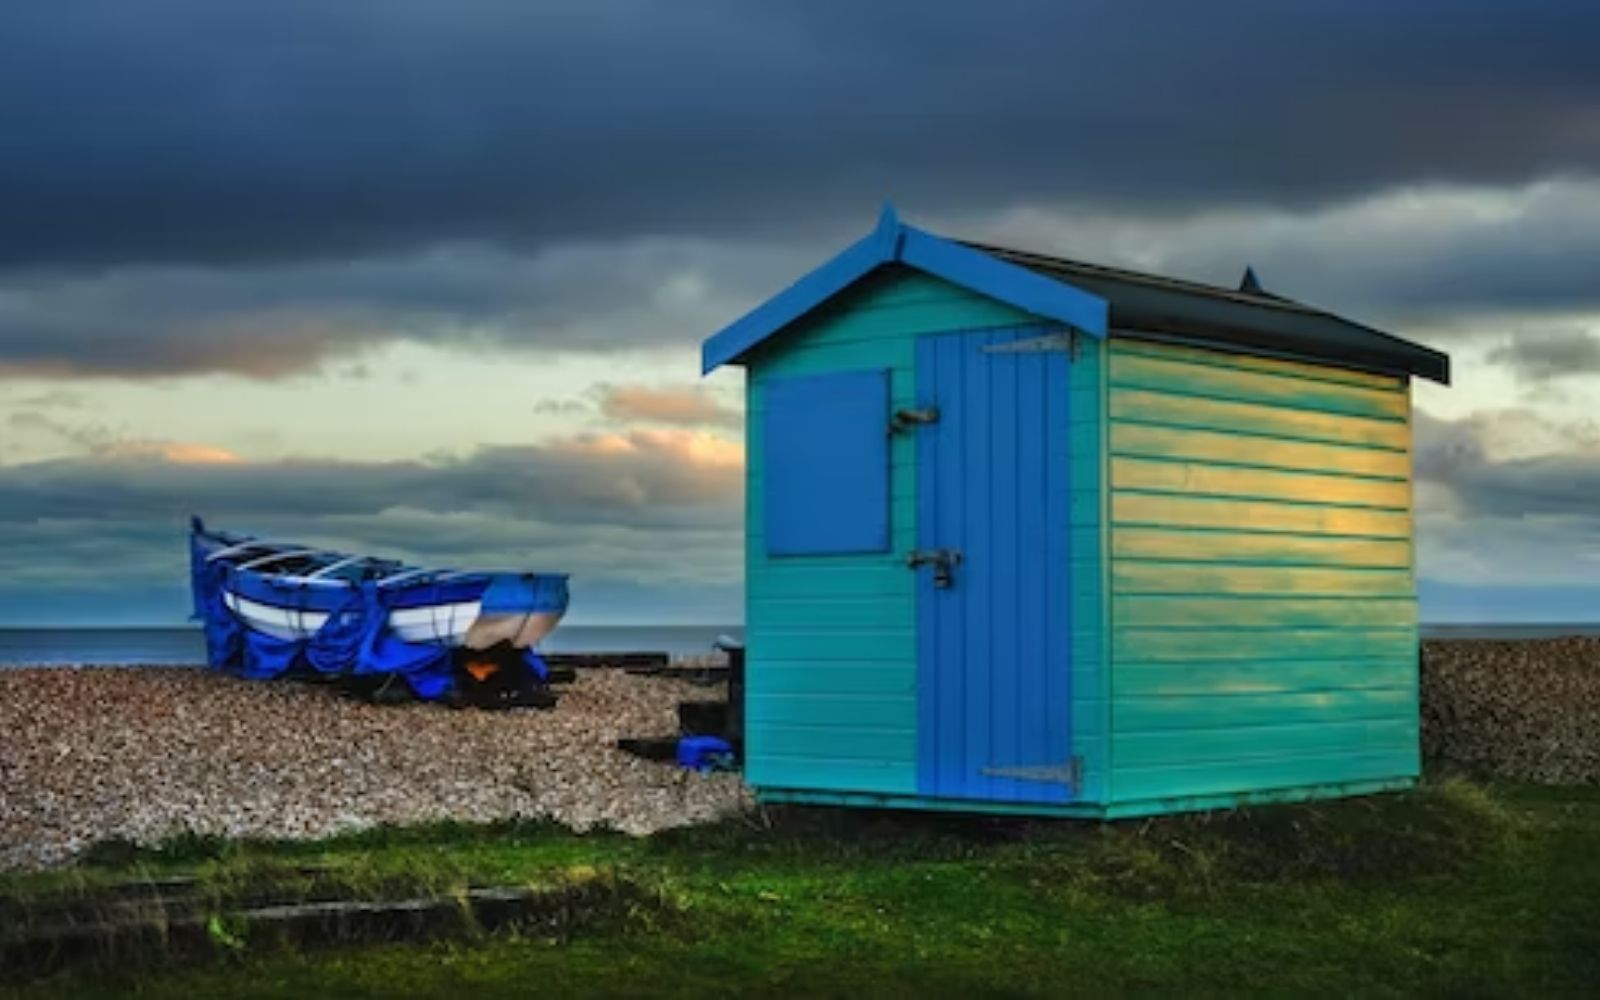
[646,779,1516,891]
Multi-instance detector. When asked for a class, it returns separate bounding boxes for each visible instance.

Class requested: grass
[4,781,1598,998]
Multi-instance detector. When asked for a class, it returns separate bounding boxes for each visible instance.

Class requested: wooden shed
[701,206,1449,819]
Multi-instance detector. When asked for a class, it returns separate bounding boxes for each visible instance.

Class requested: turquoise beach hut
[702,206,1449,819]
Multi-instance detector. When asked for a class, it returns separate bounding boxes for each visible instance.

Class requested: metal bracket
[906,548,962,588]
[981,757,1082,791]
[889,407,940,435]
[981,331,1078,359]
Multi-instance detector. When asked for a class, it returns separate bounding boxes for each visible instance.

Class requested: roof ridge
[958,239,1327,318]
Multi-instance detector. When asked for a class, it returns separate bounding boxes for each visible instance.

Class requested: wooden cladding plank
[1111,423,1410,479]
[1109,348,1408,420]
[756,725,916,761]
[1110,387,1409,451]
[1114,595,1417,629]
[1116,657,1415,697]
[1114,717,1418,768]
[1112,527,1411,569]
[1113,561,1414,597]
[747,597,914,630]
[750,563,911,597]
[1112,747,1419,802]
[747,694,916,728]
[1112,493,1412,538]
[1111,456,1411,509]
[1114,627,1417,662]
[746,757,916,795]
[754,664,917,697]
[1112,337,1404,391]
[1115,687,1415,731]
[749,631,914,662]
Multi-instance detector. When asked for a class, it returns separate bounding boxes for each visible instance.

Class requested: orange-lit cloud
[598,384,740,428]
[99,440,244,465]
[556,427,743,470]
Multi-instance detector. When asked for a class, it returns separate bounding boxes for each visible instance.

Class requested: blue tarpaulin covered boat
[189,517,569,706]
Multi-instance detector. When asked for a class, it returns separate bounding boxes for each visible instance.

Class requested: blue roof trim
[701,204,1108,373]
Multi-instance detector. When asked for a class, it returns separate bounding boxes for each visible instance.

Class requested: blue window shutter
[764,370,890,555]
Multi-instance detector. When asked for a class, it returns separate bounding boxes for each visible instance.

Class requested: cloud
[13,175,1600,381]
[1413,407,1600,596]
[966,178,1600,331]
[1,2,1597,271]
[597,384,741,428]
[0,239,797,377]
[0,426,743,529]
[0,426,745,623]
[1485,328,1600,381]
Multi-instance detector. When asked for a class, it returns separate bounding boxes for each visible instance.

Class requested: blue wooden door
[915,326,1075,804]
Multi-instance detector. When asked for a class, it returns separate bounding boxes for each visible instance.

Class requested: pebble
[0,666,754,870]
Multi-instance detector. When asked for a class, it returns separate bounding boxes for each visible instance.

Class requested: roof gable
[700,205,1110,373]
[701,207,1450,385]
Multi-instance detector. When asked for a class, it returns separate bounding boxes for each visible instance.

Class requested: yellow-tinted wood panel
[1111,338,1405,391]
[1113,562,1415,597]
[1110,349,1409,420]
[1112,527,1412,568]
[1112,457,1411,509]
[1112,423,1410,478]
[1111,388,1410,450]
[1112,493,1412,538]
[1115,627,1417,663]
[1114,595,1417,628]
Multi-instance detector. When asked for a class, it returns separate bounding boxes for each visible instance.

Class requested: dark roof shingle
[963,241,1450,384]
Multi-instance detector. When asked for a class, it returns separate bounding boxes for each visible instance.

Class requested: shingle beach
[0,666,752,870]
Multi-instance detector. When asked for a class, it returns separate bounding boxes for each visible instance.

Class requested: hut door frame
[912,324,1076,804]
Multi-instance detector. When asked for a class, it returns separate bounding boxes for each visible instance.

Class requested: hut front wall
[1104,338,1420,812]
[743,267,1109,807]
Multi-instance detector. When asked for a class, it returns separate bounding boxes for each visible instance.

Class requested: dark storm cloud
[0,240,791,376]
[2,1,1598,271]
[1485,329,1600,381]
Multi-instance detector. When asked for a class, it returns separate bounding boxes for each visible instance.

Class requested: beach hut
[701,206,1448,819]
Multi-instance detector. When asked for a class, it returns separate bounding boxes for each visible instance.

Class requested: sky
[1,1,1598,625]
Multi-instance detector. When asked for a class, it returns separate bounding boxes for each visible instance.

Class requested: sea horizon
[0,621,1595,667]
[0,623,746,666]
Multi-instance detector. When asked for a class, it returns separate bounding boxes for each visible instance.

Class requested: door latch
[907,548,962,588]
[889,407,939,435]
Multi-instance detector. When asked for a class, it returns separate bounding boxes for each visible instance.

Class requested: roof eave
[700,205,1110,373]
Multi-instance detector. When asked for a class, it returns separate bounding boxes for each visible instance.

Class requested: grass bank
[5,781,1597,997]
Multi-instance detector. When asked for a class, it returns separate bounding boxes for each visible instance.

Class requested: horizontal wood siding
[743,268,1108,804]
[1106,338,1419,806]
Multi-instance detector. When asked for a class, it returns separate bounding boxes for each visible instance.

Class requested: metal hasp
[981,757,1083,792]
[889,406,940,435]
[907,548,962,588]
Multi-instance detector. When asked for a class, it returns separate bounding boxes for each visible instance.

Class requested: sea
[0,622,1597,667]
[0,625,745,666]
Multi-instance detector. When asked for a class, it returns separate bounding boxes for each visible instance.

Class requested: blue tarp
[188,531,567,701]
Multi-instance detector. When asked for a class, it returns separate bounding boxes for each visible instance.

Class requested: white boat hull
[223,592,484,646]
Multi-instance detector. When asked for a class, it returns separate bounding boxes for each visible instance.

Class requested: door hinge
[981,756,1082,792]
[981,331,1079,359]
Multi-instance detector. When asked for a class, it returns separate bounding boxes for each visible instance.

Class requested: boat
[188,517,570,706]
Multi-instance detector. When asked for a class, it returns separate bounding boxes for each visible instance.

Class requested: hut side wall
[1104,338,1420,811]
[743,267,1109,805]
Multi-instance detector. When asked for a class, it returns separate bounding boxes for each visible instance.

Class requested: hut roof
[961,241,1449,384]
[702,206,1449,384]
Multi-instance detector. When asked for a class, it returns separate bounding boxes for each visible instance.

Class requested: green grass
[5,781,1598,998]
